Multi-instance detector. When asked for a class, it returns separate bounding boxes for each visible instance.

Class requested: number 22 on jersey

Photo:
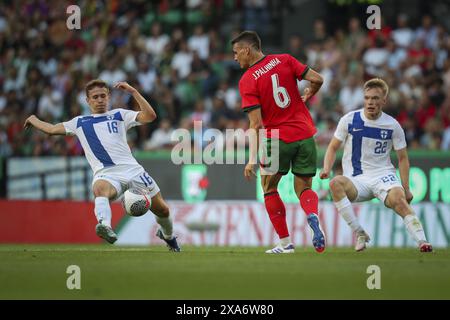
[374,141,387,154]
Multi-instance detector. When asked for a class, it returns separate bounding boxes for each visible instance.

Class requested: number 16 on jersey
[107,121,118,133]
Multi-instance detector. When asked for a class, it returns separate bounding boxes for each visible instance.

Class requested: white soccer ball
[122,188,151,217]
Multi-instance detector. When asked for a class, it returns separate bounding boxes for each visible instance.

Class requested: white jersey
[63,108,142,175]
[334,109,407,177]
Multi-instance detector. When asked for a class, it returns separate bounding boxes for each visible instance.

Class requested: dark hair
[231,31,261,51]
[85,79,109,97]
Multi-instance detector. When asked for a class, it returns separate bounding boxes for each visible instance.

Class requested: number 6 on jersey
[271,74,290,108]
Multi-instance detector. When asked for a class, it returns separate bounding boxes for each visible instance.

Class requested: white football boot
[355,231,370,252]
[265,243,295,254]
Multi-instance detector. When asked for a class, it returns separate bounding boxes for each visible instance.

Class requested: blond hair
[363,78,389,98]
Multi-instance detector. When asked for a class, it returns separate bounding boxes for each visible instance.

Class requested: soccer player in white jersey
[320,78,432,252]
[24,79,181,251]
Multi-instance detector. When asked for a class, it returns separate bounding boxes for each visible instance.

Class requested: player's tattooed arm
[23,115,66,135]
[302,68,324,102]
[114,82,157,123]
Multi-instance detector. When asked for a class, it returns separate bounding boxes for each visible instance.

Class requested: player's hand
[301,88,311,102]
[405,189,414,204]
[24,115,37,130]
[114,82,137,95]
[244,163,256,180]
[319,169,330,179]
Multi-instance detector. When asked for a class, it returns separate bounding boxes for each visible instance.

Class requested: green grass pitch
[1,245,449,299]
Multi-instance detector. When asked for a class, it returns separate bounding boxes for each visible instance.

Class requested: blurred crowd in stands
[1,0,450,158]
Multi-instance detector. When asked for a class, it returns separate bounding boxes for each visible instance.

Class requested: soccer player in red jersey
[232,31,326,253]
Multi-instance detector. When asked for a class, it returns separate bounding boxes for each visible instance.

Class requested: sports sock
[156,215,174,239]
[334,197,363,233]
[264,192,289,239]
[403,214,427,244]
[300,188,319,216]
[280,237,291,247]
[95,197,112,227]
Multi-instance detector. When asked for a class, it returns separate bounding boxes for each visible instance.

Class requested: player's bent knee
[329,177,344,192]
[93,188,102,197]
[93,185,110,198]
[387,193,408,212]
[394,197,408,210]
[386,188,405,206]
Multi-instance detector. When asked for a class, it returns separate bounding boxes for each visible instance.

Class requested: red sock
[300,189,319,216]
[264,192,289,239]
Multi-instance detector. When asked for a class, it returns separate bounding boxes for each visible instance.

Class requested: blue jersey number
[107,121,118,133]
[374,141,387,154]
[139,172,153,187]
[381,174,397,183]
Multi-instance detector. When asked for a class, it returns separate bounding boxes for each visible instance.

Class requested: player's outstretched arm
[320,137,342,179]
[302,68,324,103]
[23,115,66,135]
[396,147,413,203]
[114,82,157,124]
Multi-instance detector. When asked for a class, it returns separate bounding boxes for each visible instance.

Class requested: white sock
[403,214,427,244]
[335,197,364,234]
[95,197,112,227]
[156,216,173,239]
[280,237,291,247]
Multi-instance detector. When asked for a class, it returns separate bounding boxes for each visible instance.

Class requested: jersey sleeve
[239,76,261,112]
[120,109,141,130]
[334,115,349,141]
[62,117,78,136]
[287,54,309,80]
[392,121,407,150]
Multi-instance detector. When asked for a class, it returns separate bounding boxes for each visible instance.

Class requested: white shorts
[92,164,160,200]
[346,172,403,204]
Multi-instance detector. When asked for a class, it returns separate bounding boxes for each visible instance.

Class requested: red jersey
[239,54,317,143]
